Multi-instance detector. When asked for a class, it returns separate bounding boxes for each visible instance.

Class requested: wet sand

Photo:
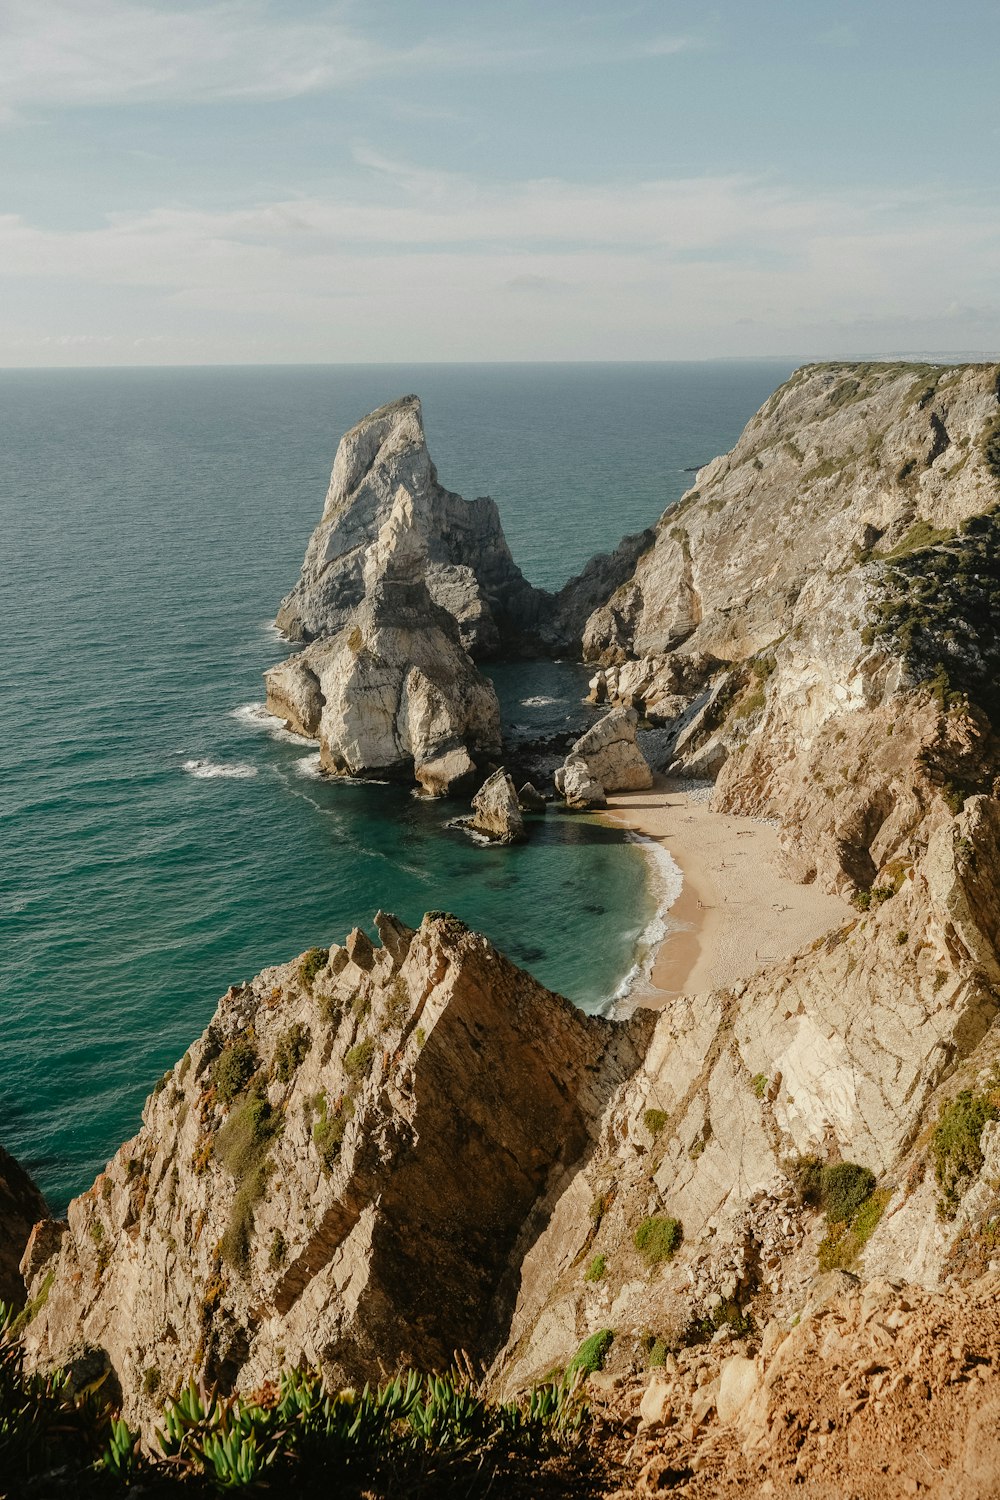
[604,778,850,1008]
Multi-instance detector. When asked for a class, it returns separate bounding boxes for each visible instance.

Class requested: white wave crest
[293,753,323,780]
[603,833,683,1015]
[520,695,560,707]
[231,701,318,745]
[182,759,258,780]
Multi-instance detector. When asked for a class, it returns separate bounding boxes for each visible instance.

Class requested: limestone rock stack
[466,769,525,842]
[555,706,652,806]
[265,494,502,795]
[275,395,546,658]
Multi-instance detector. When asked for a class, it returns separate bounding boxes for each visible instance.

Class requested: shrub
[566,1329,613,1377]
[215,1092,284,1272]
[298,947,329,990]
[633,1216,683,1266]
[212,1039,259,1104]
[268,1229,287,1272]
[933,1089,1000,1217]
[384,977,410,1030]
[310,1092,353,1170]
[142,1367,161,1398]
[643,1108,668,1138]
[751,1073,768,1099]
[647,1337,668,1368]
[273,1023,311,1083]
[818,1188,892,1271]
[583,1254,606,1284]
[820,1162,876,1226]
[344,1037,375,1081]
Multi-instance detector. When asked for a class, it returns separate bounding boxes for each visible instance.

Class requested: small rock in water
[466,769,526,843]
[517,781,547,813]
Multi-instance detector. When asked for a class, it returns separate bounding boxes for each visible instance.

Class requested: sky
[2,0,1000,366]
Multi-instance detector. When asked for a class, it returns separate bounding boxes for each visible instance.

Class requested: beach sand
[604,778,851,1009]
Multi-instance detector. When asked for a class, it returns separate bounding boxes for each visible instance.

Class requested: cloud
[2,164,999,361]
[0,0,700,115]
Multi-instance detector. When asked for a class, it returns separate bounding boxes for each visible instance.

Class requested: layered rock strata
[20,913,653,1427]
[265,495,502,795]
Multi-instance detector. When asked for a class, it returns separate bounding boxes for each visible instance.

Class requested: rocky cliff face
[275,395,547,658]
[20,913,652,1427]
[0,1145,46,1309]
[585,362,1000,892]
[265,494,502,794]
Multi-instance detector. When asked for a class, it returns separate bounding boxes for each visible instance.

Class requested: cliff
[0,1145,46,1310]
[20,913,652,1428]
[11,364,1000,1495]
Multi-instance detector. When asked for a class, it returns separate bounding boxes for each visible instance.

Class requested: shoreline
[605,777,851,1011]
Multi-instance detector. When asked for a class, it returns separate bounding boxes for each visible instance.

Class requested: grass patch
[212,1039,260,1105]
[298,947,329,990]
[215,1091,284,1273]
[818,1188,892,1271]
[643,1109,668,1138]
[311,1092,354,1173]
[751,1073,768,1099]
[583,1254,606,1284]
[272,1023,311,1084]
[933,1087,1000,1218]
[633,1216,683,1267]
[567,1330,613,1377]
[877,519,954,561]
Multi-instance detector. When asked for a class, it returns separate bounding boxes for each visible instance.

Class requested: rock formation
[565,707,653,794]
[580,361,1000,890]
[265,494,502,794]
[554,755,607,809]
[0,1145,46,1309]
[465,769,525,842]
[275,395,546,657]
[20,913,652,1427]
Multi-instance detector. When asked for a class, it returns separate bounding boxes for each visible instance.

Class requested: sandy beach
[604,778,850,1008]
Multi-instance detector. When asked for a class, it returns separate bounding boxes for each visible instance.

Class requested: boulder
[556,756,607,809]
[517,782,547,813]
[467,770,525,843]
[564,707,653,793]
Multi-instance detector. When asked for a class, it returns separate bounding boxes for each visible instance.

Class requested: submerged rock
[266,494,501,795]
[466,769,525,843]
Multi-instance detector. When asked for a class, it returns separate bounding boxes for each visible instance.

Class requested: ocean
[1,360,795,1209]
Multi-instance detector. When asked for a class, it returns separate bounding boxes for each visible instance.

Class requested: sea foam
[182,759,258,780]
[606,832,683,1015]
[231,701,318,746]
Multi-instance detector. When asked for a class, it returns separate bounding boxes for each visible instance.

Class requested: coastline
[605,777,851,1011]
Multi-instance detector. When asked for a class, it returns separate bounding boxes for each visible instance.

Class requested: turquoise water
[1,361,794,1209]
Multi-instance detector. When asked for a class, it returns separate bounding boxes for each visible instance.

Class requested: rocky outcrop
[275,395,547,657]
[564,707,652,794]
[554,756,607,809]
[581,361,1000,894]
[465,769,525,843]
[265,494,502,795]
[0,1145,46,1309]
[20,913,653,1426]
